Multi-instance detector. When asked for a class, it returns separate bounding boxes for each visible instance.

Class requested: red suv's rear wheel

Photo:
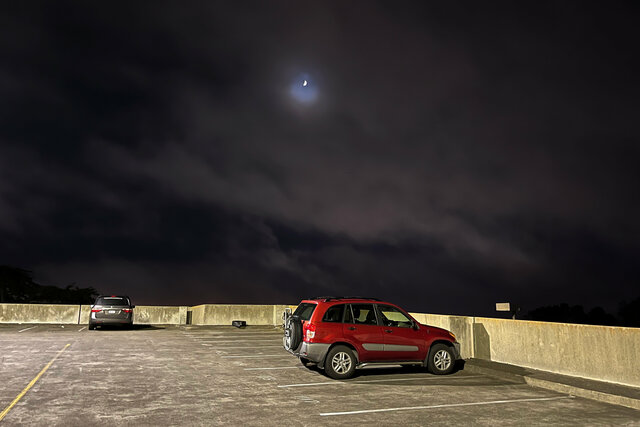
[325,345,356,379]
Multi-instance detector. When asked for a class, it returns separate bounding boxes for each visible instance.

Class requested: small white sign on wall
[496,302,511,312]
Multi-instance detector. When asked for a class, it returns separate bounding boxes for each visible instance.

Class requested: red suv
[283,297,461,379]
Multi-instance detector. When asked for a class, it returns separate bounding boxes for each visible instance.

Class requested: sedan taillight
[91,309,101,313]
[122,309,132,313]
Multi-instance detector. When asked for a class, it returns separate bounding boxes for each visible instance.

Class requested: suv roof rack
[309,296,381,302]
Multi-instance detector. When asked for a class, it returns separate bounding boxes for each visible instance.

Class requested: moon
[290,74,317,103]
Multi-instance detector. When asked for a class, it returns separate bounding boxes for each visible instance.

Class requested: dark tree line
[0,265,98,304]
[524,299,640,328]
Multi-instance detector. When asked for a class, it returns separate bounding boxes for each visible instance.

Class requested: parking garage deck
[0,324,638,425]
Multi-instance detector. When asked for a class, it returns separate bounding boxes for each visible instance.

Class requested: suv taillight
[303,323,316,342]
[122,309,132,313]
[91,309,101,313]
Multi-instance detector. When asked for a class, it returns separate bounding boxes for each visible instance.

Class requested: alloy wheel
[433,349,452,371]
[331,352,352,374]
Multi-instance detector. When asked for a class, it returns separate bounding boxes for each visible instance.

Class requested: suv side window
[344,305,354,324]
[350,304,378,325]
[322,304,345,323]
[377,304,413,328]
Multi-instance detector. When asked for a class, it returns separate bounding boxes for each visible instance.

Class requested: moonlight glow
[290,74,317,103]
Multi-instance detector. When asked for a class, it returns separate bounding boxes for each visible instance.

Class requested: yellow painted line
[0,343,71,422]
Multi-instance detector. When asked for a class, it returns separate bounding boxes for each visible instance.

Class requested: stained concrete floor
[0,324,638,426]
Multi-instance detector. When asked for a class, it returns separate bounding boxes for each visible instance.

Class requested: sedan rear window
[293,303,317,321]
[95,297,129,306]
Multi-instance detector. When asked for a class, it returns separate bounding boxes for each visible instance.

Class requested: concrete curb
[464,359,640,411]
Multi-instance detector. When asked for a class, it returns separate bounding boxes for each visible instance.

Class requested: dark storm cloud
[1,1,639,314]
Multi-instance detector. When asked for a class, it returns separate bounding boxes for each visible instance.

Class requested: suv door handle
[348,326,356,331]
[384,329,393,333]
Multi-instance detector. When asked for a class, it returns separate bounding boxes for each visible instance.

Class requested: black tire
[426,343,455,375]
[88,323,95,330]
[283,316,302,351]
[324,345,356,380]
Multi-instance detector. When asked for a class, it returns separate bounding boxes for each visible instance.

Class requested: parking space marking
[193,335,282,341]
[77,327,86,332]
[278,375,483,388]
[244,366,302,371]
[208,345,283,349]
[193,332,282,335]
[319,395,575,416]
[18,326,38,333]
[0,343,71,422]
[195,340,280,344]
[221,354,289,358]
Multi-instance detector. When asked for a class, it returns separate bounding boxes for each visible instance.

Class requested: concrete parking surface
[0,324,638,426]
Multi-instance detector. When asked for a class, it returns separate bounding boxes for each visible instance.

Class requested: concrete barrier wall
[1,304,188,325]
[410,312,474,359]
[189,304,294,326]
[0,304,80,324]
[79,305,91,324]
[473,317,640,388]
[411,313,640,387]
[133,306,188,325]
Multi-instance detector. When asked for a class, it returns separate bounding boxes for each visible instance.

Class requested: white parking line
[18,326,37,333]
[319,395,575,416]
[204,333,282,336]
[193,335,282,341]
[209,346,283,349]
[77,327,86,332]
[221,355,289,358]
[196,340,280,344]
[244,366,302,371]
[278,375,482,388]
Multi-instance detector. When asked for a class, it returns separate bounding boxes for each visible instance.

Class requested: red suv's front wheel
[325,345,356,379]
[427,343,455,375]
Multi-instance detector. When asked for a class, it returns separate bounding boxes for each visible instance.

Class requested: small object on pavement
[232,320,246,328]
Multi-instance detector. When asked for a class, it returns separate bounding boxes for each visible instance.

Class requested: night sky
[1,2,638,316]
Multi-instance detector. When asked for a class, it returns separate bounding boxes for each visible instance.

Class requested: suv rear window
[95,297,129,306]
[293,303,316,321]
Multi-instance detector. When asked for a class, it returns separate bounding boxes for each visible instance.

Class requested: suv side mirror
[131,305,136,308]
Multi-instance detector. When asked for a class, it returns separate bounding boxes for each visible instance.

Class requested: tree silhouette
[618,297,640,327]
[525,301,637,327]
[0,265,98,304]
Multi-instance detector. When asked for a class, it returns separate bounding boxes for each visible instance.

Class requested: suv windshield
[293,303,316,321]
[95,297,129,306]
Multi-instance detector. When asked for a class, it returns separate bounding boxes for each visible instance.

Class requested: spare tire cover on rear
[283,315,303,351]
